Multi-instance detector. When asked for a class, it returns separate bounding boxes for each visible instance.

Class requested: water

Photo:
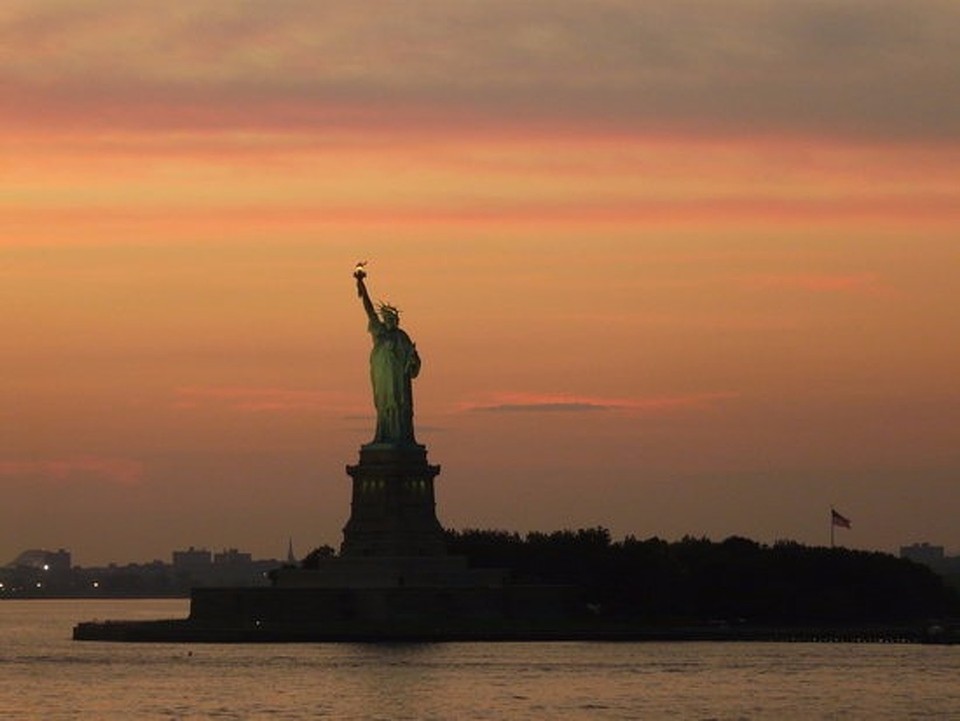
[1,600,959,719]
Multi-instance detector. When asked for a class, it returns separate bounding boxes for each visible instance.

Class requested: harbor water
[2,599,959,719]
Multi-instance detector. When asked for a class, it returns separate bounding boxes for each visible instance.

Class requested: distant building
[900,542,960,583]
[900,543,945,567]
[213,548,253,565]
[172,546,212,573]
[9,548,71,572]
[2,548,74,596]
[168,546,277,587]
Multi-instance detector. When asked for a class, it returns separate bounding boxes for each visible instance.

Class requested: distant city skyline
[2,1,959,566]
[5,544,283,569]
[0,543,281,599]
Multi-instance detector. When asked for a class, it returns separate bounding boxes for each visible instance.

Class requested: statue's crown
[377,301,400,319]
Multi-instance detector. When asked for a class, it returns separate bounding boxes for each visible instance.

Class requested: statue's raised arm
[353,263,421,447]
[355,264,378,324]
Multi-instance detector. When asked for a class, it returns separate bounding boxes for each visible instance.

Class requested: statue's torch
[354,261,368,297]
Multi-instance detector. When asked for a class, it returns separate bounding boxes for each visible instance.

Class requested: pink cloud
[0,456,144,485]
[7,197,956,252]
[461,391,738,414]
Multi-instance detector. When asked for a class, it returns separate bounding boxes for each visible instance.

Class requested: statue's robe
[368,318,420,445]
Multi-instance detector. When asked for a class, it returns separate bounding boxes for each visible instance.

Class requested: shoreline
[72,618,956,644]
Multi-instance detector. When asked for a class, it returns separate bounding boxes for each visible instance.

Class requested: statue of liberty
[354,263,421,446]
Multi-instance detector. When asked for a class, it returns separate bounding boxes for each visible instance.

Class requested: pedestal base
[341,443,446,557]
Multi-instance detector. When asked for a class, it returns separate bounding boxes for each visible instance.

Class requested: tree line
[443,528,959,625]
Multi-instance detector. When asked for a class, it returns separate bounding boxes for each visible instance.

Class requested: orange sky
[2,1,959,565]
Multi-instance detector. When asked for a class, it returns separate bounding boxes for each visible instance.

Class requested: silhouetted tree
[300,544,337,569]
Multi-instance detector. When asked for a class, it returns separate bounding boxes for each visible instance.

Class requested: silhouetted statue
[354,264,421,445]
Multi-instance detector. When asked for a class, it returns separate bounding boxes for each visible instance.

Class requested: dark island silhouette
[437,528,959,627]
[74,266,959,643]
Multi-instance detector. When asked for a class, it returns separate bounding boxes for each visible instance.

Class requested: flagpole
[830,507,834,548]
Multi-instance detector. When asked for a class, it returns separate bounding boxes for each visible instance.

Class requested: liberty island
[72,265,958,643]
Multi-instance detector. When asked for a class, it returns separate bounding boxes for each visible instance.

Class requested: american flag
[831,508,852,529]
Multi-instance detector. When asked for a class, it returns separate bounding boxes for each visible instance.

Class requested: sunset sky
[3,1,959,566]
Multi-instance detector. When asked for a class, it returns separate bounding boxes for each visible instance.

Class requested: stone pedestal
[340,443,446,557]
